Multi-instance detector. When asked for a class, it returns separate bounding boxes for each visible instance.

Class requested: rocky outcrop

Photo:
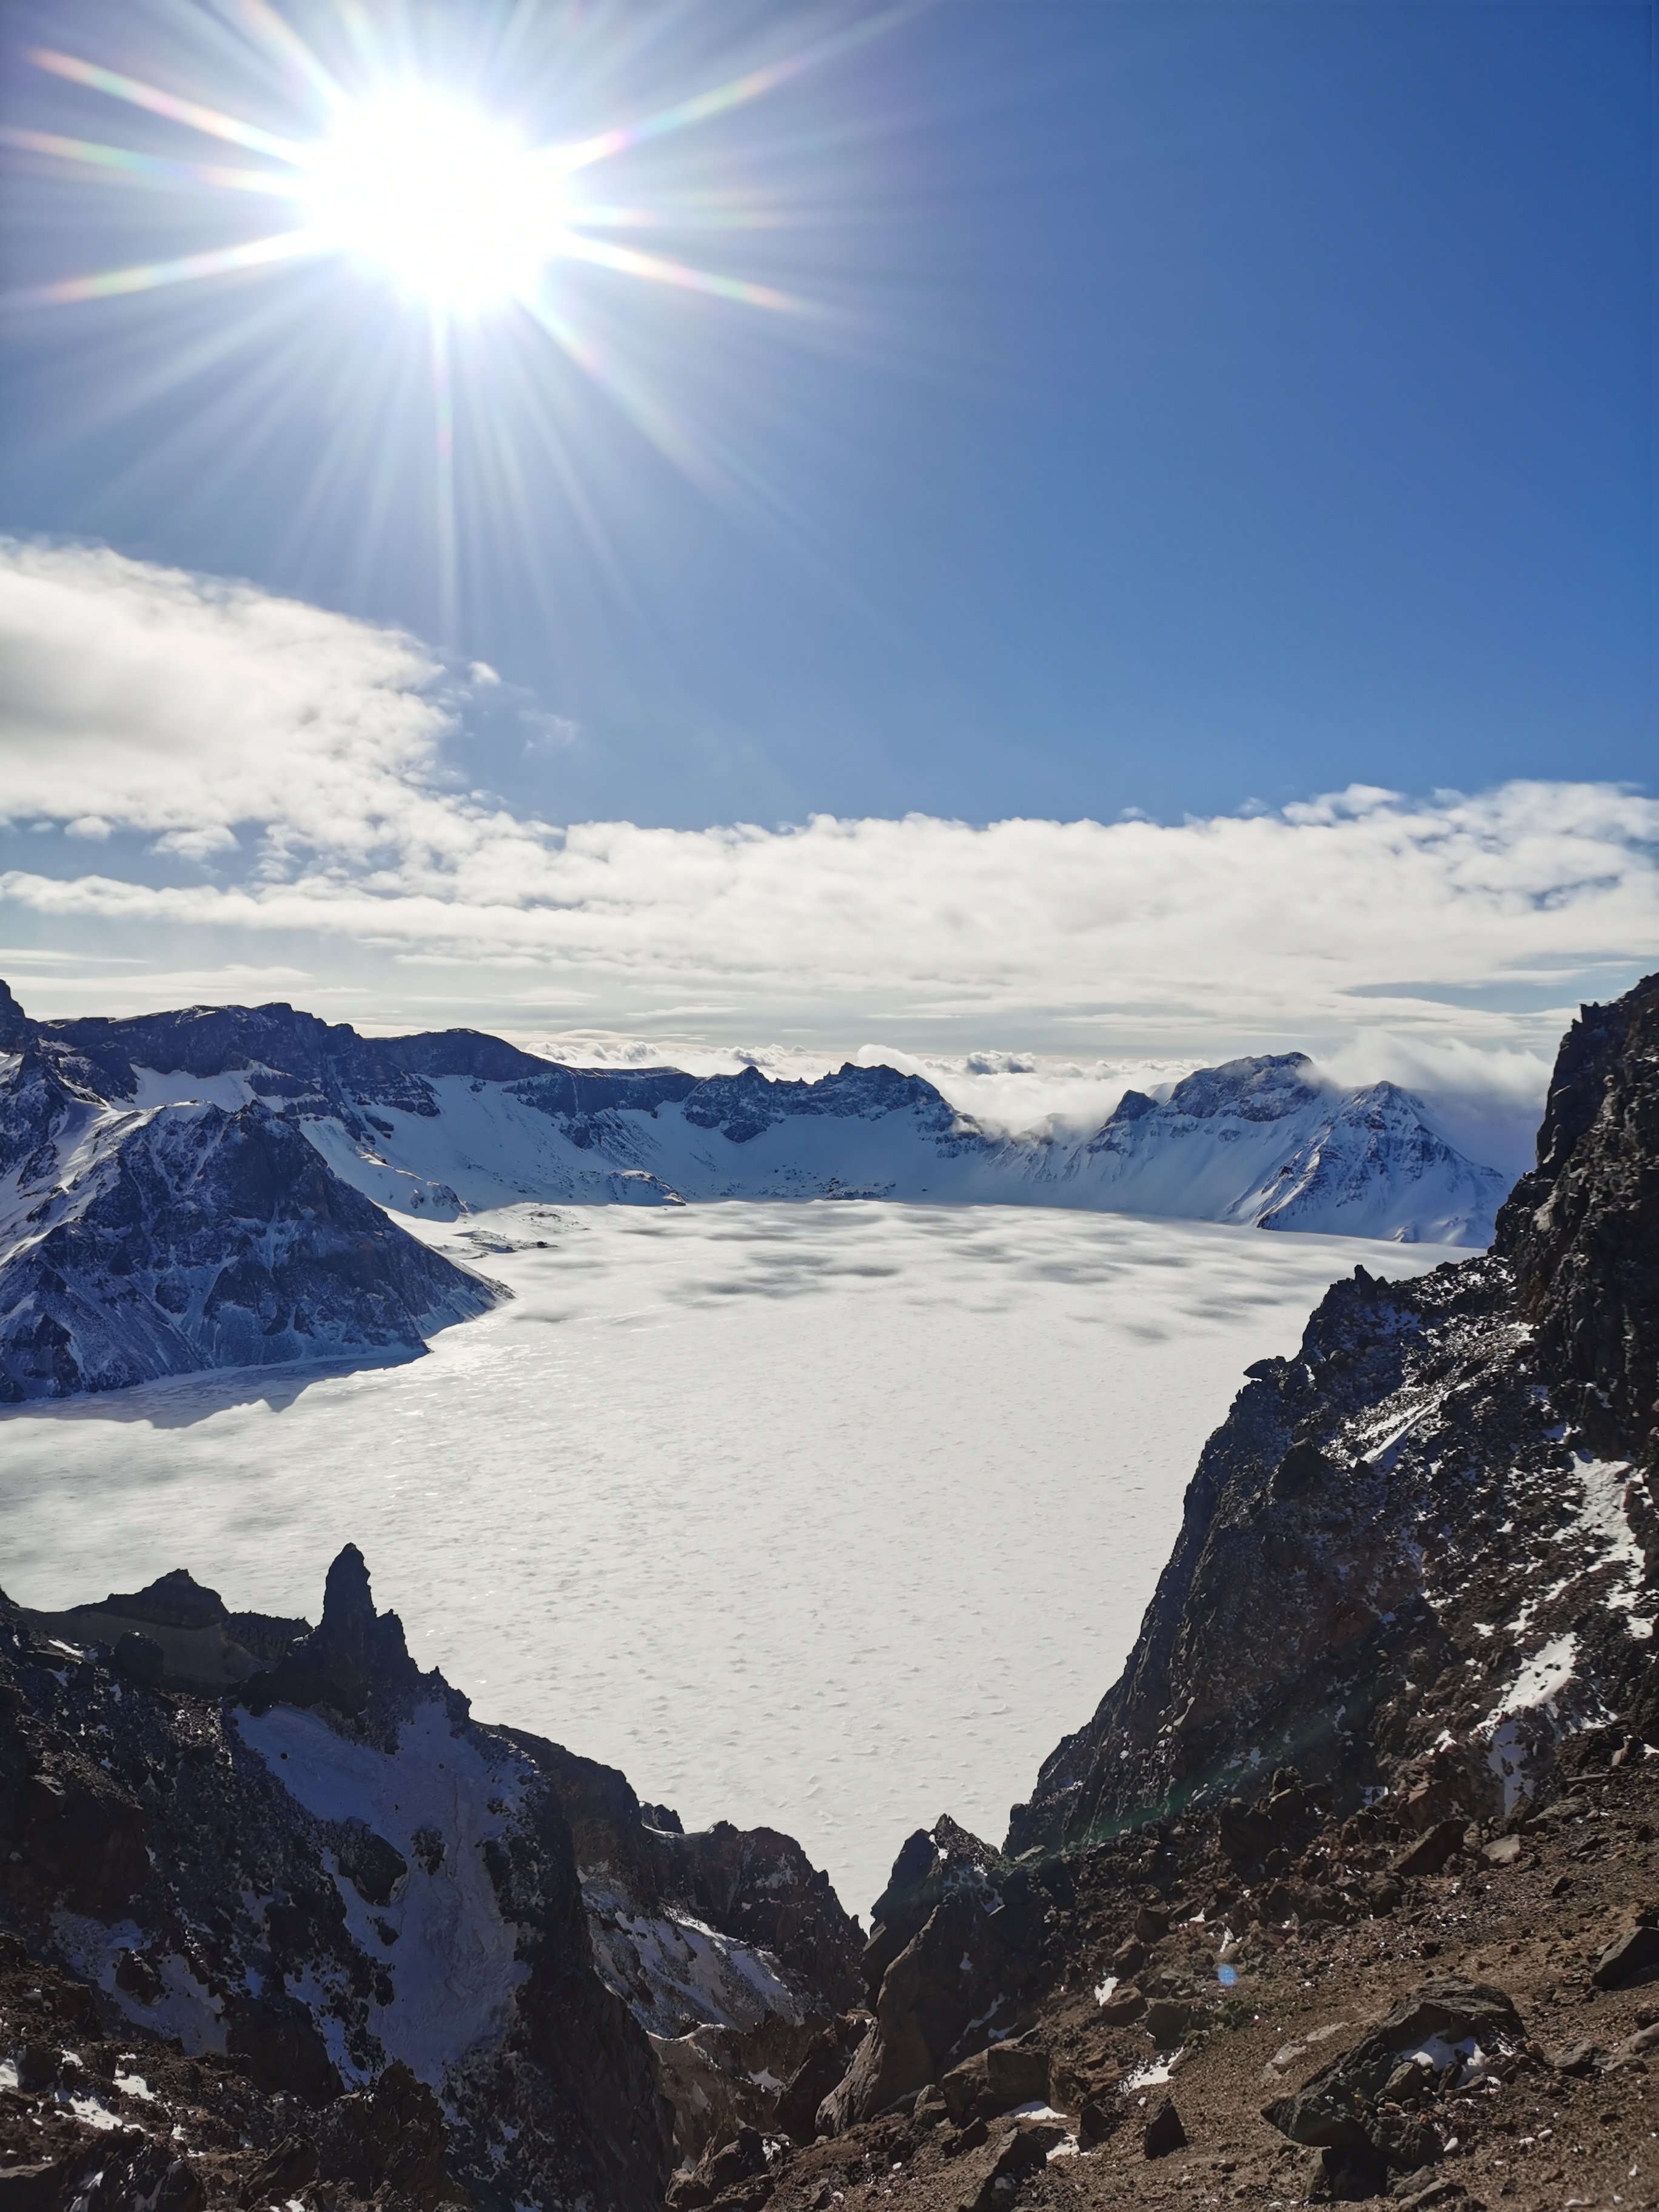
[1496,970,1659,1463]
[1,1549,672,2206]
[1007,970,1659,1864]
[814,1817,1062,2136]
[0,1547,859,2202]
[22,1566,306,1694]
[513,1733,863,2165]
[0,1084,498,1400]
[1261,1978,1525,2196]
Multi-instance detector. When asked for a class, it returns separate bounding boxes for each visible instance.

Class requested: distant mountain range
[0,982,1510,1398]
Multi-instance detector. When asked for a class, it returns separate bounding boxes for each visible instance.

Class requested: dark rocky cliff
[0,991,503,1401]
[1006,971,1659,1865]
[1496,970,1659,1463]
[0,1549,857,2207]
[0,1099,496,1401]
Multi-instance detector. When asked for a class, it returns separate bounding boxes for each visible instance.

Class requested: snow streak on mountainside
[0,980,1509,1398]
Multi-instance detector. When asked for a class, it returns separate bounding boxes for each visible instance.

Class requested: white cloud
[521,711,578,755]
[0,538,458,862]
[1,542,1656,1163]
[1309,1033,1556,1178]
[7,789,1654,1027]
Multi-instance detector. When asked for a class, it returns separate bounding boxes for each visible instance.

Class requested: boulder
[1078,2097,1119,2148]
[939,2041,1050,2124]
[1393,1821,1466,1880]
[1144,1997,1198,2047]
[1143,2095,1187,2158]
[1594,1925,1659,1989]
[954,2120,1065,2212]
[1097,1984,1146,2028]
[1264,1980,1523,2176]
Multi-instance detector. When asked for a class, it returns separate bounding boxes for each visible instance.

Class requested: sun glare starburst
[301,92,565,312]
[1,4,910,636]
[5,31,830,319]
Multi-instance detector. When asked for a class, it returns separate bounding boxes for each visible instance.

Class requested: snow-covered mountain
[0,985,498,1401]
[0,981,1509,1396]
[1067,1051,1508,1244]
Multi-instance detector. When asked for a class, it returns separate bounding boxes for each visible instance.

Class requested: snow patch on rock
[236,1698,531,2088]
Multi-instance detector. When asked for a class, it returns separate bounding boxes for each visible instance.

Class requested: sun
[303,91,565,313]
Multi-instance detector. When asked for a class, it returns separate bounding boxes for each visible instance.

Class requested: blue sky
[0,1,1654,1153]
[2,0,1650,831]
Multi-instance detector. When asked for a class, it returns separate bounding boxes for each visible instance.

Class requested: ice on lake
[0,1201,1456,1916]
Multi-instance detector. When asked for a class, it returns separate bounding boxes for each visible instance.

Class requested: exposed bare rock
[0,1064,499,1401]
[1498,970,1659,1463]
[514,1732,862,2165]
[1008,974,1659,1863]
[1,1548,674,2207]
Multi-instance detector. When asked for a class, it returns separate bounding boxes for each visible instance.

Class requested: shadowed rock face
[241,1544,419,1718]
[1,1547,862,2200]
[1007,970,1659,1863]
[515,1731,865,2165]
[0,1078,499,1401]
[1496,970,1659,1465]
[0,1548,675,2209]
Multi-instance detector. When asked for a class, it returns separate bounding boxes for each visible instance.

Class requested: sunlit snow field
[0,1202,1457,1915]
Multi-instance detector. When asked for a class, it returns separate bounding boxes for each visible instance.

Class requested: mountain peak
[0,977,27,1049]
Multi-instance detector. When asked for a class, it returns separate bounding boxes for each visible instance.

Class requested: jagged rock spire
[0,979,28,1050]
[242,1544,417,1717]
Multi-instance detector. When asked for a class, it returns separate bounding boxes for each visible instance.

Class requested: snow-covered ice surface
[0,1201,1456,1916]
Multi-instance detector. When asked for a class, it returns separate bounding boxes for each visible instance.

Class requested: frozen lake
[0,1201,1456,1916]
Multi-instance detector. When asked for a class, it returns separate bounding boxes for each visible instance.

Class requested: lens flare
[4,5,917,623]
[303,92,563,312]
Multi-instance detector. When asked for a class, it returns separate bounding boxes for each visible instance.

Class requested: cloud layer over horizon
[2,540,1655,1170]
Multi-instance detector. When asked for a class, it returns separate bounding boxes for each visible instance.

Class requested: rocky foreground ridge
[0,981,1507,1399]
[3,973,1655,2211]
[0,1546,862,2208]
